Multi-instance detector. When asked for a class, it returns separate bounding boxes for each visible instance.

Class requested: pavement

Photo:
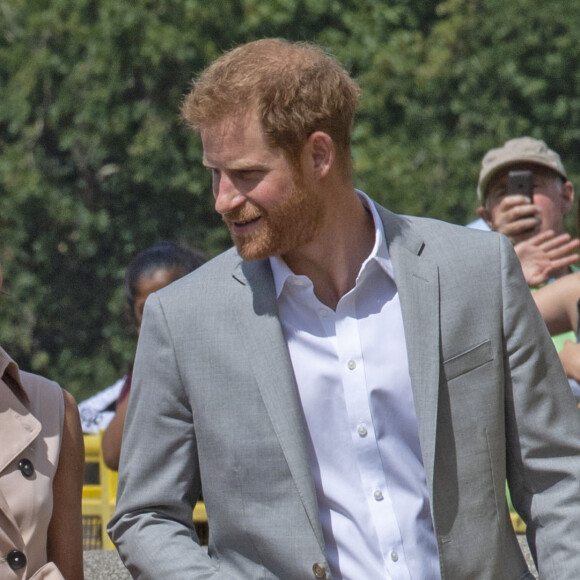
[84,550,130,580]
[83,536,538,579]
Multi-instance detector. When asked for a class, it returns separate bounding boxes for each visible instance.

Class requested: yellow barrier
[82,433,208,550]
[82,434,118,550]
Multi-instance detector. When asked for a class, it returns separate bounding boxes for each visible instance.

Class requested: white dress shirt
[270,192,441,580]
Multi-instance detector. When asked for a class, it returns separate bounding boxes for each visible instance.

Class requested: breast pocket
[443,340,493,381]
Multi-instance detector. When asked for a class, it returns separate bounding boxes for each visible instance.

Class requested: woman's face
[133,267,184,330]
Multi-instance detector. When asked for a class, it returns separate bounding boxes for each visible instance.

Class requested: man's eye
[236,170,261,180]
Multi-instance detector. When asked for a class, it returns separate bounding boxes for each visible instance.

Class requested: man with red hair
[110,39,580,580]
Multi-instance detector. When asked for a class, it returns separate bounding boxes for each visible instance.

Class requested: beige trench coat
[0,347,65,579]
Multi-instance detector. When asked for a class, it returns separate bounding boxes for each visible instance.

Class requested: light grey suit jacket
[109,205,580,579]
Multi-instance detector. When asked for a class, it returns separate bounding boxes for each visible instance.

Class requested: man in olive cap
[476,136,578,281]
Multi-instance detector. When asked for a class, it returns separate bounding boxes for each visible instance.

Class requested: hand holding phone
[483,169,539,244]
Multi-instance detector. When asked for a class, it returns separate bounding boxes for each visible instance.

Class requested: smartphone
[507,170,533,201]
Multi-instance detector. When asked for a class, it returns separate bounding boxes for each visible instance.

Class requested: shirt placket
[335,292,411,580]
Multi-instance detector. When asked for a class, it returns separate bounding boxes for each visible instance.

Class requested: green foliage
[1,0,580,399]
[0,0,225,398]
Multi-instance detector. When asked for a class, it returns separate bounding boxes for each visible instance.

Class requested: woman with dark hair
[101,242,204,470]
[0,262,84,579]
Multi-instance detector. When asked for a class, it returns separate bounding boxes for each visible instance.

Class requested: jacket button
[18,458,35,478]
[312,563,327,579]
[7,550,27,570]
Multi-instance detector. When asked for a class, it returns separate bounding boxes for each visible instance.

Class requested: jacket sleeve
[107,293,234,579]
[500,234,580,579]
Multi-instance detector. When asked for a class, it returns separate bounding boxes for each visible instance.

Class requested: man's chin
[233,239,274,262]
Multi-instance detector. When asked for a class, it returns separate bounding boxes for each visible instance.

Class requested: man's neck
[282,192,375,310]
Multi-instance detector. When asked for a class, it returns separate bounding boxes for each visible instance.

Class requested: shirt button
[319,309,329,317]
[312,562,327,578]
[18,458,35,478]
[7,550,27,570]
[347,360,356,370]
[373,489,384,501]
[391,551,399,562]
[357,424,368,437]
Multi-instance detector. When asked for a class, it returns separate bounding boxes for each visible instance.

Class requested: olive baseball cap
[477,137,567,201]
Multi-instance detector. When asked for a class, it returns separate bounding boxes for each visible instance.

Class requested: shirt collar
[0,345,28,403]
[270,190,394,298]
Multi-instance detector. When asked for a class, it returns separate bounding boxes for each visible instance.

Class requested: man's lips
[228,215,261,234]
[234,216,259,226]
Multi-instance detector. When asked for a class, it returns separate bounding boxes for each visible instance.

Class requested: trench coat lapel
[0,381,40,474]
[0,379,41,540]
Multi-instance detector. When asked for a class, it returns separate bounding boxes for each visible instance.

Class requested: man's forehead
[201,109,259,136]
[201,113,284,170]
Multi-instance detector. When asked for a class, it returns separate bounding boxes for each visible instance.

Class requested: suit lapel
[378,207,441,491]
[231,258,326,552]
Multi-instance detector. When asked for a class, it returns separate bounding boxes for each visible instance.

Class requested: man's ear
[561,181,575,215]
[476,204,495,229]
[305,131,334,179]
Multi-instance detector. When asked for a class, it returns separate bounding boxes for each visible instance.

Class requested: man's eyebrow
[234,162,267,171]
[202,159,268,171]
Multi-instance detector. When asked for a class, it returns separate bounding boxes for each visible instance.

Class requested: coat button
[312,562,327,578]
[18,458,35,478]
[7,550,27,570]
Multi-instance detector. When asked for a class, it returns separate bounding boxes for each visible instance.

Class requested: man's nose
[213,174,244,215]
